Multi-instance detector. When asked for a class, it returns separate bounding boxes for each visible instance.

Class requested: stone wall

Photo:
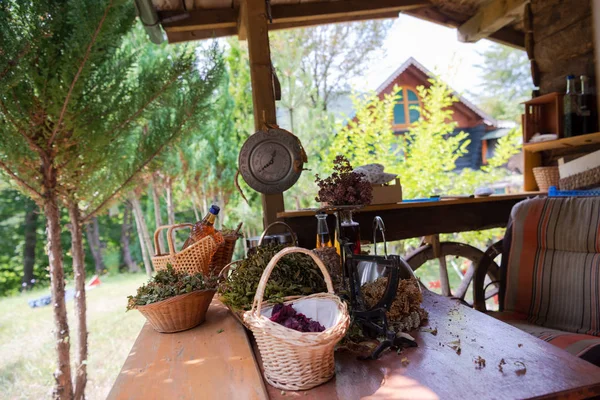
[532,0,595,95]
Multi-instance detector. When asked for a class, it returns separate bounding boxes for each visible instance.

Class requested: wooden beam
[166,27,237,44]
[237,0,247,40]
[270,0,427,25]
[243,0,285,228]
[269,11,400,32]
[160,9,237,33]
[458,0,529,43]
[404,6,525,49]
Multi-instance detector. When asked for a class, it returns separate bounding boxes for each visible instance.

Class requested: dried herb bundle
[126,265,213,310]
[361,277,428,332]
[315,155,373,205]
[219,244,327,311]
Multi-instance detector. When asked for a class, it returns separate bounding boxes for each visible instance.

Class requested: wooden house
[376,57,507,170]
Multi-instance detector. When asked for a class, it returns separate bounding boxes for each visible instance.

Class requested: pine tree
[0,1,223,398]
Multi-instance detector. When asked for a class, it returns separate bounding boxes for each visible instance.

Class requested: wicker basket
[208,231,242,276]
[243,247,350,391]
[533,166,560,192]
[136,289,216,333]
[152,223,224,276]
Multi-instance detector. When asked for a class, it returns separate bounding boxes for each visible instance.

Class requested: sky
[352,14,495,98]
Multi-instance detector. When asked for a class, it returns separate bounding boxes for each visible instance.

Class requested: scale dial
[238,128,306,194]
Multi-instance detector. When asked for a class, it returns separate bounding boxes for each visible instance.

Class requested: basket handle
[165,223,193,255]
[153,224,177,256]
[250,246,334,317]
[217,260,243,282]
[258,221,298,246]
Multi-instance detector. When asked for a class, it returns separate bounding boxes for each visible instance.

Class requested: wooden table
[278,192,544,248]
[264,291,600,400]
[110,291,600,400]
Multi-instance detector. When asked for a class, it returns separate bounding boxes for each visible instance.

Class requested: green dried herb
[126,265,214,310]
[218,244,327,311]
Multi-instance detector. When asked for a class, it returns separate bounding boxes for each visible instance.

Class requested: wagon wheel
[405,241,500,306]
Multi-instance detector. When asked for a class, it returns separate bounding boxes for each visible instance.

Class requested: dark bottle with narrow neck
[182,205,220,249]
[578,75,597,135]
[564,75,579,138]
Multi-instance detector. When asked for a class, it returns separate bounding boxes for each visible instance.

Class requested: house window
[393,87,421,129]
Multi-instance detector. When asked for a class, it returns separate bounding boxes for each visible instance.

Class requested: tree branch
[0,43,31,80]
[0,100,46,155]
[81,108,199,222]
[0,159,42,199]
[48,0,113,147]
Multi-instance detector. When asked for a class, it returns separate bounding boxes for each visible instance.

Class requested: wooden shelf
[523,132,600,153]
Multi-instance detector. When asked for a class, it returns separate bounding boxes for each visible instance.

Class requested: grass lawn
[0,273,148,400]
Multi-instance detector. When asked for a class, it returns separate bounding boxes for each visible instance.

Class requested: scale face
[238,128,306,194]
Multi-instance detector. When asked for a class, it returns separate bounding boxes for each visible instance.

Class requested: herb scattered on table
[498,358,506,373]
[518,343,523,348]
[126,265,212,310]
[219,244,327,311]
[315,155,373,205]
[515,361,527,376]
[448,339,461,355]
[217,329,224,334]
[474,356,486,369]
[401,357,410,366]
[421,327,438,336]
[270,303,325,333]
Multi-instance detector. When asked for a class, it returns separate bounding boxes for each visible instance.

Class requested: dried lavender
[315,155,373,206]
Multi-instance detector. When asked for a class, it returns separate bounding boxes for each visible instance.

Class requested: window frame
[392,86,422,131]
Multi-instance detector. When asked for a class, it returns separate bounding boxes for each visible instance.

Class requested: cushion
[488,315,600,367]
[504,197,600,336]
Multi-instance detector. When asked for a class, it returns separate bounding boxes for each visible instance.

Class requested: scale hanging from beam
[238,125,307,194]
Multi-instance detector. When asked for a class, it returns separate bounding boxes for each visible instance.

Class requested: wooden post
[242,0,286,228]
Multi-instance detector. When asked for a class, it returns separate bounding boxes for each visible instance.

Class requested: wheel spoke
[454,264,475,300]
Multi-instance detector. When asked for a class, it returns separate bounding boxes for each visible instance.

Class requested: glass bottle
[578,75,597,135]
[338,209,361,255]
[564,75,579,138]
[182,205,220,249]
[315,213,332,248]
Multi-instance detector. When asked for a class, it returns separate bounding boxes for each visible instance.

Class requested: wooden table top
[109,290,600,400]
[263,291,600,400]
[277,192,545,218]
[107,300,269,400]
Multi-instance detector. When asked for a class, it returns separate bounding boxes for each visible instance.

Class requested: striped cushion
[504,197,600,336]
[488,317,600,367]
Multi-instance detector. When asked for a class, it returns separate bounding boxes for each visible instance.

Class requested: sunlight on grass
[0,273,147,400]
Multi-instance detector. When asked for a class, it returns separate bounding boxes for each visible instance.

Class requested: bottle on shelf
[315,213,332,248]
[182,205,220,249]
[578,75,598,135]
[563,75,580,138]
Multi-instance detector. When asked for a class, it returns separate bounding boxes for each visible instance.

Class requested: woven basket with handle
[152,223,223,276]
[136,289,216,333]
[533,166,560,192]
[208,223,243,276]
[243,247,350,391]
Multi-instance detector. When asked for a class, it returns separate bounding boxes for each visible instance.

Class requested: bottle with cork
[182,205,220,249]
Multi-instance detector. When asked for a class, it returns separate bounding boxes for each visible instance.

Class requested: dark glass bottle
[339,210,361,255]
[182,205,220,249]
[564,75,580,138]
[578,75,597,135]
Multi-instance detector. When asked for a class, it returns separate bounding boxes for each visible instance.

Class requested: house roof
[376,57,498,127]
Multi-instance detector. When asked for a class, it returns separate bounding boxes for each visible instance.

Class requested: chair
[474,196,600,366]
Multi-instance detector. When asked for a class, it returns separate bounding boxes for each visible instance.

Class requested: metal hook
[372,216,387,258]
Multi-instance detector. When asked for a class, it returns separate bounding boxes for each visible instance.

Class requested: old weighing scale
[343,216,419,360]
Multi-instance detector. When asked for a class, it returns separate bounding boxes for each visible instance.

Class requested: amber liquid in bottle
[182,205,220,249]
[315,213,332,248]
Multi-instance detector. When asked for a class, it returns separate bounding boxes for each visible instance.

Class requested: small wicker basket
[152,223,223,276]
[243,247,350,391]
[208,227,242,276]
[533,166,560,192]
[136,289,216,333]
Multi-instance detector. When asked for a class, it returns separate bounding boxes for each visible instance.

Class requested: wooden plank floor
[107,300,268,400]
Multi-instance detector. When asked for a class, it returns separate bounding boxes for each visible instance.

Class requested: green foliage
[219,244,327,311]
[328,89,400,170]
[126,265,211,310]
[474,44,532,122]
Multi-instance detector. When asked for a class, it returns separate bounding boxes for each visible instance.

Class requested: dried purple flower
[315,155,373,206]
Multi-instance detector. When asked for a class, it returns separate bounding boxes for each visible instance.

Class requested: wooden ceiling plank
[270,0,429,24]
[269,11,400,31]
[458,0,529,43]
[237,0,247,40]
[159,8,237,32]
